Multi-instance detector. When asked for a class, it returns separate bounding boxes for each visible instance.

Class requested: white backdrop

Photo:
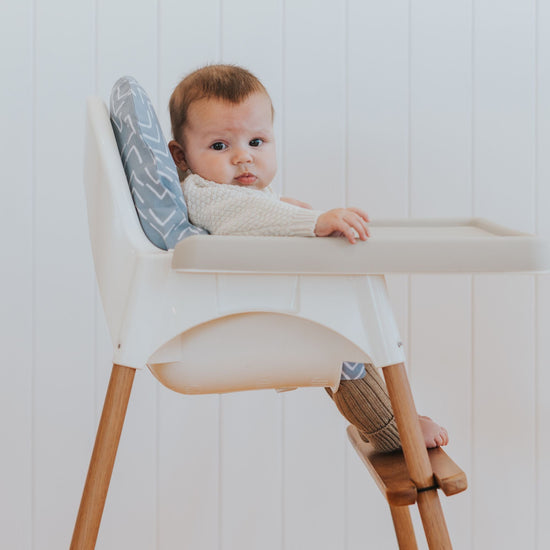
[1,1,549,549]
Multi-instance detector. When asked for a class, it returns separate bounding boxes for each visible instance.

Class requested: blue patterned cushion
[341,362,367,380]
[110,76,207,250]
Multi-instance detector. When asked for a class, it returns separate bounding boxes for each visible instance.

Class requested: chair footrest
[347,425,468,506]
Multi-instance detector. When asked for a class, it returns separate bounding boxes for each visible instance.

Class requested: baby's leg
[326,364,401,452]
[326,364,448,452]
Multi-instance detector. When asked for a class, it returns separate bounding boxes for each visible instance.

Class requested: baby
[168,64,448,451]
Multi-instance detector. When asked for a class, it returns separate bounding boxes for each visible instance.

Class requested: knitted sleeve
[182,174,322,237]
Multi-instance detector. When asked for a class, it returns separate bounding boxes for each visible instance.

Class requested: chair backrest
[84,97,160,344]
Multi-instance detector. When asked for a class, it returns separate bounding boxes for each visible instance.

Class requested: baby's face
[179,92,276,190]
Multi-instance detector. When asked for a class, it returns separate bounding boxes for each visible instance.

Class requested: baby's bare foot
[418,415,449,448]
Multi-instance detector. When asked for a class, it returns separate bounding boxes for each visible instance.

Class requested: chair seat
[347,425,468,506]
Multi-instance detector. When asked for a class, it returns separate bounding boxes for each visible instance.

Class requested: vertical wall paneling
[96,0,158,102]
[409,1,472,218]
[346,2,410,548]
[218,391,283,550]
[536,2,550,548]
[220,3,284,549]
[473,0,536,233]
[473,2,537,547]
[157,388,221,550]
[0,2,33,549]
[537,0,550,241]
[33,0,96,547]
[283,0,346,209]
[158,2,222,548]
[536,278,550,550]
[282,2,348,549]
[94,3,160,548]
[408,2,474,547]
[472,275,536,549]
[158,0,222,138]
[283,388,348,550]
[410,275,472,549]
[347,0,410,219]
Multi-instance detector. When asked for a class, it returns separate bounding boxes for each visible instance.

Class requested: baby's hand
[280,197,313,209]
[315,208,370,244]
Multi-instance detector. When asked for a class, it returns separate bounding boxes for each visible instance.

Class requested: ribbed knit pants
[326,363,401,452]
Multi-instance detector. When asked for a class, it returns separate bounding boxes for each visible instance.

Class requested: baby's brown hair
[169,64,273,144]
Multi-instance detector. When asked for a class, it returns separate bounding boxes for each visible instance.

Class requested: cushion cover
[110,76,207,250]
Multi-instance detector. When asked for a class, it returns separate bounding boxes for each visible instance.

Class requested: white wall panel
[283,388,347,550]
[410,275,472,549]
[282,2,348,548]
[219,391,283,550]
[158,0,221,137]
[0,3,33,549]
[158,3,221,549]
[472,275,536,549]
[96,0,158,103]
[536,277,550,550]
[347,0,410,219]
[536,3,550,548]
[347,2,410,548]
[472,3,537,546]
[474,0,536,233]
[33,0,96,548]
[157,390,221,550]
[408,3,474,547]
[93,3,160,548]
[220,4,285,549]
[283,0,346,208]
[410,1,472,218]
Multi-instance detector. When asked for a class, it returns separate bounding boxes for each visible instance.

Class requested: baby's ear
[168,140,188,172]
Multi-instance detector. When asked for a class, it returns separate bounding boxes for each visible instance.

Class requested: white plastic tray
[172,218,550,274]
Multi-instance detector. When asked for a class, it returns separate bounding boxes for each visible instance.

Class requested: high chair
[71,79,550,549]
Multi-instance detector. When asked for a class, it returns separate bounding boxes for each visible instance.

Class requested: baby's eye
[210,142,227,151]
[249,138,263,147]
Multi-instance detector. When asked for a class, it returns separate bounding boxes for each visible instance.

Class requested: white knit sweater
[182,173,323,237]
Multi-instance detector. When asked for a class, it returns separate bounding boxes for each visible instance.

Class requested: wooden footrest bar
[347,425,467,506]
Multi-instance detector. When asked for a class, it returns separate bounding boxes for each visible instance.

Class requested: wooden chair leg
[382,363,452,550]
[70,364,136,550]
[389,504,418,550]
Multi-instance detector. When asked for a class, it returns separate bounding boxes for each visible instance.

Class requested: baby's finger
[347,209,371,237]
[336,221,357,244]
[360,217,371,238]
[348,207,370,223]
[345,213,369,241]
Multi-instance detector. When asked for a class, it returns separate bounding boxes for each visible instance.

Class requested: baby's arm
[280,198,371,243]
[315,208,370,244]
[183,175,322,236]
[183,175,370,243]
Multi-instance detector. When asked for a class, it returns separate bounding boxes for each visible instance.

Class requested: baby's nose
[232,147,253,164]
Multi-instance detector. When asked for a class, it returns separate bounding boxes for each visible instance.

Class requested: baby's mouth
[235,172,257,185]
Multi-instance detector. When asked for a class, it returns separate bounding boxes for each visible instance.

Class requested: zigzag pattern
[110,76,207,250]
[340,362,367,380]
